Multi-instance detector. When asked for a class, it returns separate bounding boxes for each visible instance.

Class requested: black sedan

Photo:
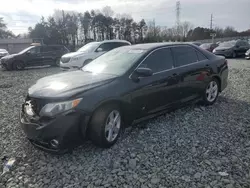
[20,43,228,153]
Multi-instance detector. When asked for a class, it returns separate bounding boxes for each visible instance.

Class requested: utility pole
[210,14,216,43]
[210,14,213,30]
[176,1,181,40]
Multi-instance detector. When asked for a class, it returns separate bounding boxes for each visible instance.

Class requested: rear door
[26,46,43,66]
[171,45,211,103]
[131,47,180,117]
[41,46,55,65]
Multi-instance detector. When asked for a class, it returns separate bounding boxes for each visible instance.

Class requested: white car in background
[0,49,9,59]
[60,40,131,70]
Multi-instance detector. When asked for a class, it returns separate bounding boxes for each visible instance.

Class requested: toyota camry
[20,43,228,153]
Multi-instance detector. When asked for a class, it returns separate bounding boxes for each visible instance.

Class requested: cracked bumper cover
[20,108,90,154]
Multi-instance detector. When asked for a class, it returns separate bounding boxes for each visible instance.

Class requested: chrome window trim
[130,44,204,78]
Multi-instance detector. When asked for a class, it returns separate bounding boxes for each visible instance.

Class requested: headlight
[39,98,82,117]
[213,49,216,53]
[71,57,80,61]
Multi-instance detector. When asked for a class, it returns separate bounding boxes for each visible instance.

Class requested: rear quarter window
[196,50,208,61]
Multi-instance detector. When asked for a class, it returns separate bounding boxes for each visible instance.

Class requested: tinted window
[29,47,41,54]
[42,46,53,52]
[98,43,113,51]
[172,46,198,67]
[237,41,244,46]
[196,50,207,61]
[242,41,249,46]
[139,48,174,73]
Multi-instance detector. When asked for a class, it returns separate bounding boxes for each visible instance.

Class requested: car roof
[123,42,196,51]
[101,40,131,44]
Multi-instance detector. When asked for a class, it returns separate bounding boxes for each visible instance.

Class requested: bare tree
[180,21,194,38]
[102,6,114,17]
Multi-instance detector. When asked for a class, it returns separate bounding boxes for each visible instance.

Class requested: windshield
[0,49,7,52]
[219,41,236,47]
[18,46,35,54]
[82,47,146,75]
[200,43,211,49]
[77,42,100,53]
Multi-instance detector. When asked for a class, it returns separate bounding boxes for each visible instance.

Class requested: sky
[0,0,249,35]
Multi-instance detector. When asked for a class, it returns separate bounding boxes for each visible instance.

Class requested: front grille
[60,57,71,63]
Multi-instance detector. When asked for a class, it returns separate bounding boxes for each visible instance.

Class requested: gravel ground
[1,63,250,188]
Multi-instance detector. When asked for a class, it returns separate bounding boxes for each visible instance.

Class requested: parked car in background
[20,43,228,153]
[60,40,131,70]
[0,45,69,71]
[200,43,218,52]
[0,49,9,59]
[246,49,250,59]
[213,40,250,58]
[189,42,201,46]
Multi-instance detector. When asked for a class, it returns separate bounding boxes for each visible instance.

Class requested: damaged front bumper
[20,108,90,154]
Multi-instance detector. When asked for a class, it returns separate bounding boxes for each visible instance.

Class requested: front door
[26,46,43,67]
[130,48,180,118]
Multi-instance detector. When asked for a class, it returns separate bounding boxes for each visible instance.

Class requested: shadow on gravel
[1,94,250,188]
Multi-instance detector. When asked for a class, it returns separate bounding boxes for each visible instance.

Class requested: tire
[54,58,60,67]
[88,104,122,148]
[232,51,237,58]
[202,78,219,105]
[12,61,24,70]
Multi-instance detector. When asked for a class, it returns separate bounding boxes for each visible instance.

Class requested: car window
[237,41,243,46]
[196,50,207,61]
[139,48,174,73]
[29,47,41,54]
[242,41,249,46]
[98,43,113,51]
[172,46,198,67]
[113,42,130,48]
[42,46,53,52]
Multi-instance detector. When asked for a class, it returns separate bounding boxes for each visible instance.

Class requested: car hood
[215,46,232,51]
[1,54,17,59]
[28,70,117,98]
[62,51,86,58]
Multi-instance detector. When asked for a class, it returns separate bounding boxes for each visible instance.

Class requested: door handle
[205,64,209,67]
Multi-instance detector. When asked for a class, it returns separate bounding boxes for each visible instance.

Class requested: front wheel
[88,104,122,148]
[13,61,25,70]
[53,58,60,67]
[202,78,219,105]
[232,51,237,58]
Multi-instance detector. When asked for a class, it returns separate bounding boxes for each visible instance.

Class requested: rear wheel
[13,61,24,70]
[54,58,60,67]
[232,51,237,58]
[202,78,219,105]
[88,104,122,148]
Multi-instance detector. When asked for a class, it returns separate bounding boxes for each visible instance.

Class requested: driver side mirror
[131,67,153,82]
[96,48,104,52]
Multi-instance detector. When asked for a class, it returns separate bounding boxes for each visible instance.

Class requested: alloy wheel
[104,110,121,142]
[206,81,218,102]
